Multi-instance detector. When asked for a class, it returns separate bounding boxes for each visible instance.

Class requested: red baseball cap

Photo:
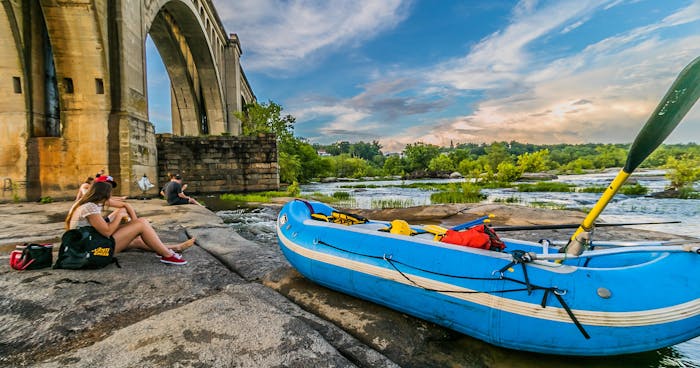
[94,175,117,188]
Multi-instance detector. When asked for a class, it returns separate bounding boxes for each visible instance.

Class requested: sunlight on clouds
[404,1,700,148]
[214,0,410,72]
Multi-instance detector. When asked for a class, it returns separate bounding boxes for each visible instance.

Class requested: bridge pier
[0,0,258,201]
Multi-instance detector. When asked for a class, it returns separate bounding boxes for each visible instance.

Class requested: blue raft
[277,199,700,356]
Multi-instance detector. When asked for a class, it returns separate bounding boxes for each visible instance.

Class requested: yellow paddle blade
[423,224,448,236]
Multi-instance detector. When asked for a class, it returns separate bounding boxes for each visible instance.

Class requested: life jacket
[440,225,505,251]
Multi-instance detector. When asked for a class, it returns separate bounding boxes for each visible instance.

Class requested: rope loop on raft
[315,238,590,339]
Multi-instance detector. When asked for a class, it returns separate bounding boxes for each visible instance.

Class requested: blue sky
[147,0,700,152]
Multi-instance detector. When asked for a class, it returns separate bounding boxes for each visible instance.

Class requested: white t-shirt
[69,202,102,229]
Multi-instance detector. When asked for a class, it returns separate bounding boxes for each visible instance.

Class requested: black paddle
[563,56,700,255]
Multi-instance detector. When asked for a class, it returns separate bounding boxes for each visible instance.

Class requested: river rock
[649,189,680,198]
[518,172,558,181]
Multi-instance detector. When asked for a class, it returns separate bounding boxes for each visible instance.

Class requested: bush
[517,182,573,192]
[430,183,486,204]
[579,183,648,195]
[332,191,351,200]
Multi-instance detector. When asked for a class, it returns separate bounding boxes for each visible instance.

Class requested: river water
[212,170,699,367]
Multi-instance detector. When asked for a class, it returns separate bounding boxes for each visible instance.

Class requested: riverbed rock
[0,200,690,367]
[650,189,680,198]
[518,172,558,181]
[0,200,396,368]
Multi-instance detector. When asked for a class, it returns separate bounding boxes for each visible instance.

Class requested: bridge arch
[145,0,226,135]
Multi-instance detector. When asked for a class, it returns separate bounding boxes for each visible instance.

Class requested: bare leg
[112,218,173,257]
[128,236,194,253]
[170,238,196,252]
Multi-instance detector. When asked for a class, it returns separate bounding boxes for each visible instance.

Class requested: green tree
[517,149,551,173]
[665,155,700,189]
[235,100,295,144]
[428,154,455,172]
[457,159,481,179]
[332,154,373,178]
[495,161,523,183]
[383,155,405,176]
[404,143,440,172]
[349,141,383,161]
[592,144,627,169]
[278,151,301,184]
[484,142,511,169]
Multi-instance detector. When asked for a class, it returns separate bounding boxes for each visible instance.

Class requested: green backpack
[54,226,119,269]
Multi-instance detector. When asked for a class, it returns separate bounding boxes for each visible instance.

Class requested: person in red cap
[75,176,94,202]
[65,181,193,265]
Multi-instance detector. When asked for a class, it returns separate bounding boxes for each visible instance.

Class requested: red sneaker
[160,252,187,265]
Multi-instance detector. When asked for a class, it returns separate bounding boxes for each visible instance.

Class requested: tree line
[235,101,700,190]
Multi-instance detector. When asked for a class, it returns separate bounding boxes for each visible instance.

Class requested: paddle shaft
[565,57,700,255]
[492,220,680,232]
[451,215,490,231]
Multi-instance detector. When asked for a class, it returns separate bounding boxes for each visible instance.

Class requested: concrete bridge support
[0,0,255,201]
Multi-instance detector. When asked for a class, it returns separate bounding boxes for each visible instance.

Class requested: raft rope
[316,239,590,339]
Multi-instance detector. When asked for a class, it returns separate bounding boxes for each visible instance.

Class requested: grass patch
[332,191,352,200]
[220,190,290,203]
[517,182,574,192]
[430,183,486,204]
[370,198,415,209]
[579,183,648,195]
[338,184,381,189]
[678,188,700,199]
[493,196,521,204]
[220,182,300,203]
[528,201,568,210]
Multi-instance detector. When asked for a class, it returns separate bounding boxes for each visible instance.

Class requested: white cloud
[429,1,614,90]
[211,0,700,150]
[417,35,700,147]
[214,0,411,72]
[400,1,700,148]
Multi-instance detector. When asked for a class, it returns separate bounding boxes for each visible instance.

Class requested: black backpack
[54,226,119,269]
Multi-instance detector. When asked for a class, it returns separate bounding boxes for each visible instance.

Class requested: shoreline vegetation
[228,100,699,208]
[217,168,699,211]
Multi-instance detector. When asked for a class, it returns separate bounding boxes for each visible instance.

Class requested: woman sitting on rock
[65,181,194,265]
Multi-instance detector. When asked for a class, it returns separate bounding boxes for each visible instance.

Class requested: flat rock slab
[0,247,236,366]
[0,200,397,368]
[34,284,357,368]
[0,200,689,368]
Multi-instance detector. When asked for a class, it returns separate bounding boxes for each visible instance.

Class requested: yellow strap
[311,213,330,222]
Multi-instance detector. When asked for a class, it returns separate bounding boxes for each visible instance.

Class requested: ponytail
[65,182,112,229]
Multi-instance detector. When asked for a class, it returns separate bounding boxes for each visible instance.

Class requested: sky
[147,0,700,152]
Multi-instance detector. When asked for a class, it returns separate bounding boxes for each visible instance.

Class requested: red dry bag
[440,225,505,251]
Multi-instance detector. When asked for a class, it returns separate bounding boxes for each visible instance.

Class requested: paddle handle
[451,215,491,231]
[569,169,630,243]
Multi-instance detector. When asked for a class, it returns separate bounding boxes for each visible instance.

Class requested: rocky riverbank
[0,199,688,367]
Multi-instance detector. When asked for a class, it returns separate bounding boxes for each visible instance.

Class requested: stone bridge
[0,0,256,200]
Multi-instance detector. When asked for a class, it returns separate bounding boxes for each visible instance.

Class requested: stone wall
[156,134,279,193]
